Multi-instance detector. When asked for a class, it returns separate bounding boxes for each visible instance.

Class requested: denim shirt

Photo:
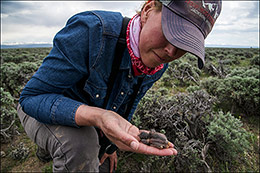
[19,11,168,127]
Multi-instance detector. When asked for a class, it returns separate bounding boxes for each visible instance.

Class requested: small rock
[1,151,6,158]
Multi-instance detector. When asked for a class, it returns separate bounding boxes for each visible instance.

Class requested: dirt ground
[1,133,52,172]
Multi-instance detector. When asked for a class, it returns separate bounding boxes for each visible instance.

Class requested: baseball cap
[161,0,222,69]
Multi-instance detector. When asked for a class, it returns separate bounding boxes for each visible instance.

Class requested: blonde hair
[136,0,163,15]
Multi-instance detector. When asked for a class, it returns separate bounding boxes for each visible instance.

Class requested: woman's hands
[99,110,177,156]
[100,152,117,173]
[75,104,178,156]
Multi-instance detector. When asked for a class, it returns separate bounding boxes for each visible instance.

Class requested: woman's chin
[145,62,161,68]
[142,59,160,68]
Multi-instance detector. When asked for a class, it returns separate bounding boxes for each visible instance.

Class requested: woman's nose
[164,43,177,58]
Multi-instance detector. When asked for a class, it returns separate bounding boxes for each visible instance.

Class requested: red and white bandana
[126,15,164,76]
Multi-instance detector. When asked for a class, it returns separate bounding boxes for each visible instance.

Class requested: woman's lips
[153,52,165,63]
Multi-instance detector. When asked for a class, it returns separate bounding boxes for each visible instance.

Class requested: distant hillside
[1,44,52,49]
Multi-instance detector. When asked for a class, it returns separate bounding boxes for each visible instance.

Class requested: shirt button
[128,74,132,79]
[113,106,117,110]
[121,92,124,96]
[95,94,100,98]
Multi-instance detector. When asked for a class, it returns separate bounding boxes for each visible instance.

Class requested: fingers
[104,124,140,151]
[109,154,118,173]
[171,148,178,155]
[99,153,108,166]
[99,152,117,173]
[137,142,178,156]
[109,158,113,173]
[126,124,140,138]
[113,138,177,156]
[114,155,118,171]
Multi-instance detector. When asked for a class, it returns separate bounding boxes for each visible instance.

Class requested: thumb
[130,141,139,150]
[118,131,140,150]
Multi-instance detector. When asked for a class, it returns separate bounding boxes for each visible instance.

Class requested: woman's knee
[51,126,100,172]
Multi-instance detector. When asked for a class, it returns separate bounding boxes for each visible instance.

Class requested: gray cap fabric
[161,0,222,69]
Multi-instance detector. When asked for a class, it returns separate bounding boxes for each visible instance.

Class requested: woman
[18,0,221,172]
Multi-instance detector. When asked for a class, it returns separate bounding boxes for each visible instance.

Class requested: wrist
[106,143,118,154]
[75,104,106,128]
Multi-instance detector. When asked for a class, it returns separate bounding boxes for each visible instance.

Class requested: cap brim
[162,5,205,69]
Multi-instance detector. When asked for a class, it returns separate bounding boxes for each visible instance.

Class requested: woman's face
[139,2,186,68]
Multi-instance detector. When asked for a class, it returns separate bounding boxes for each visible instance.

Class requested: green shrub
[186,85,201,93]
[166,61,201,87]
[1,62,39,97]
[250,55,260,66]
[202,68,260,116]
[228,67,259,79]
[159,73,174,88]
[207,111,252,162]
[184,53,197,66]
[0,87,18,143]
[0,48,50,144]
[10,142,29,160]
[220,76,259,115]
[201,76,221,95]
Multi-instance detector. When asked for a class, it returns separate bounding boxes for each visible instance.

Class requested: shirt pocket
[83,76,108,108]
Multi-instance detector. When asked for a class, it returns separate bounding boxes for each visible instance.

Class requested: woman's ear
[140,0,156,25]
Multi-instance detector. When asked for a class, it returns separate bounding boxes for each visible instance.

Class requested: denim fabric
[19,11,168,127]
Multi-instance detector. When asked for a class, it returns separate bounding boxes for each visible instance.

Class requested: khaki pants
[17,104,111,172]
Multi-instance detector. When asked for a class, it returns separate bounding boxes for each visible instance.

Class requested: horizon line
[1,43,259,49]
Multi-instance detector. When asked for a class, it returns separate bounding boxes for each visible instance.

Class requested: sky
[1,1,259,48]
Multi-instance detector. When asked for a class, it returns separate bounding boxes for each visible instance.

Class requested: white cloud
[205,1,259,47]
[216,1,258,31]
[206,30,259,47]
[2,23,60,44]
[1,1,143,44]
[1,1,259,47]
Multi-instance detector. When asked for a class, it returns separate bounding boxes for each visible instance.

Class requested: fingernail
[173,149,178,155]
[130,141,138,150]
